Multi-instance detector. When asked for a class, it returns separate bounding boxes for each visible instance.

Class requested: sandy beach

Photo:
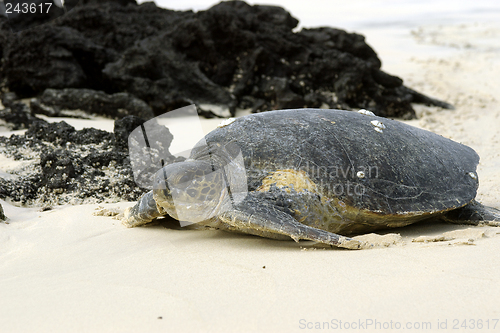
[1,1,500,332]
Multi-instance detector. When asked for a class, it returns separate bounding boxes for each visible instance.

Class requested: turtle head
[152,160,230,223]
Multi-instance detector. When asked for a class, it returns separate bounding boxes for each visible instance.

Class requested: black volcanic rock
[54,1,190,53]
[25,119,116,145]
[0,118,146,205]
[1,91,19,108]
[40,148,85,190]
[0,102,46,130]
[113,115,146,149]
[32,88,155,119]
[2,25,116,96]
[102,35,238,115]
[0,0,452,119]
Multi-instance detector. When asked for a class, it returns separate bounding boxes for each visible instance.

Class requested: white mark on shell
[217,118,236,128]
[468,172,477,180]
[371,120,386,133]
[370,120,386,129]
[357,171,365,178]
[357,109,376,117]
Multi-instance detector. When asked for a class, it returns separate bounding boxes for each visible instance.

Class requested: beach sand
[1,14,500,333]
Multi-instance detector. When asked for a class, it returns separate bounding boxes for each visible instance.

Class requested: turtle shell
[193,109,479,217]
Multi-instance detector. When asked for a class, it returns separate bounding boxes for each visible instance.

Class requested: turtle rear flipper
[123,191,164,228]
[218,195,361,249]
[441,200,500,226]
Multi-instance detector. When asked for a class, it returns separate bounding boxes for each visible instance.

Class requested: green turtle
[122,109,500,249]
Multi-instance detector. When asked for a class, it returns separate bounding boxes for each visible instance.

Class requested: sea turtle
[122,109,500,249]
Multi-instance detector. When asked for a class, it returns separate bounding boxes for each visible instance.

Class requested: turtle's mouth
[155,184,230,224]
[153,188,176,216]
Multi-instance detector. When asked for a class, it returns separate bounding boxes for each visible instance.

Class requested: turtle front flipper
[123,191,164,228]
[441,200,500,226]
[217,194,361,249]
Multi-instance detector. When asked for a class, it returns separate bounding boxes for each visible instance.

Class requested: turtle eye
[179,174,191,183]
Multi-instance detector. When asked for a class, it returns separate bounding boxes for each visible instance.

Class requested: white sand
[1,20,500,333]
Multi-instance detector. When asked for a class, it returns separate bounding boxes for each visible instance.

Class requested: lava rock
[0,0,453,118]
[1,91,19,108]
[26,120,78,145]
[113,115,146,149]
[0,118,149,205]
[32,88,154,119]
[40,149,84,190]
[25,120,115,145]
[29,98,59,117]
[0,102,47,130]
[54,1,192,54]
[73,127,115,145]
[2,25,116,96]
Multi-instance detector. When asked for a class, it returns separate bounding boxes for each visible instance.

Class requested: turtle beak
[153,187,169,201]
[153,184,177,219]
